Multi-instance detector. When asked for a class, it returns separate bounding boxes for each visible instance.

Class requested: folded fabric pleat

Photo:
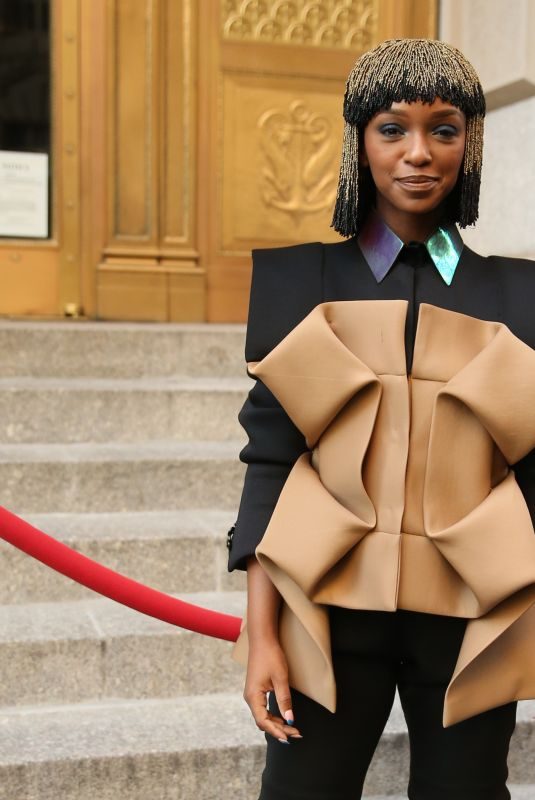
[233,300,535,726]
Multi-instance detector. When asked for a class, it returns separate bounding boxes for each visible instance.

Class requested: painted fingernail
[284,710,295,725]
[277,737,290,745]
[289,734,303,739]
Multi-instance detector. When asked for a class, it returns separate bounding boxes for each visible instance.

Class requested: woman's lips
[396,176,439,191]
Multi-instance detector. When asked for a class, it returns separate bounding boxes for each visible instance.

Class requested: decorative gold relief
[221,73,343,249]
[259,100,337,223]
[222,0,378,50]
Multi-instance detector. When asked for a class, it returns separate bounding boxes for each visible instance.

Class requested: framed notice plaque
[0,151,49,238]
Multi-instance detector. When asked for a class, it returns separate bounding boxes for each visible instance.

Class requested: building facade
[0,0,532,323]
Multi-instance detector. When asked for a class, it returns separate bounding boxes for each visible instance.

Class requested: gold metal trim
[99,262,204,275]
[222,0,379,51]
[58,0,82,313]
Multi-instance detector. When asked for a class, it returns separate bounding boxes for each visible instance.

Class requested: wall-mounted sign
[0,150,48,238]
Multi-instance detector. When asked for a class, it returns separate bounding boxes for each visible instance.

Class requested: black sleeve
[514,450,535,531]
[227,241,324,571]
[499,256,535,534]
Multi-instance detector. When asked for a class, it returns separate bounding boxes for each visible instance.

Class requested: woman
[227,39,535,799]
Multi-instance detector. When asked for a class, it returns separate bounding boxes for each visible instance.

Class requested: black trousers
[259,608,517,800]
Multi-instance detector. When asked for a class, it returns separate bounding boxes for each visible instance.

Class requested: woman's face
[361,98,467,222]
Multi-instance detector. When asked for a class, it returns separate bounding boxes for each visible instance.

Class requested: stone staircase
[0,319,533,800]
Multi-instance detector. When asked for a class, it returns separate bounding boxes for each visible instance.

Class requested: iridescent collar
[357,210,464,286]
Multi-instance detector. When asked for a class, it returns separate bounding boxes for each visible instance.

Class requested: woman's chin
[390,196,447,217]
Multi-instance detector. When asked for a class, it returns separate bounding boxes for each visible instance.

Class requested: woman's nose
[404,132,432,165]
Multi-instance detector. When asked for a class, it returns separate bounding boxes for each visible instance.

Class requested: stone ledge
[0,375,252,391]
[0,694,532,798]
[0,439,243,463]
[0,320,247,332]
[0,509,245,604]
[0,377,251,444]
[0,590,246,644]
[0,321,246,380]
[0,593,246,704]
[20,509,236,541]
[0,440,246,514]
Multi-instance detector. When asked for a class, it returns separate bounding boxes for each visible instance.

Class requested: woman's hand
[244,556,303,743]
[244,636,302,743]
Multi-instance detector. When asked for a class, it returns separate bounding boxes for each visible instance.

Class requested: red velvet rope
[0,506,242,642]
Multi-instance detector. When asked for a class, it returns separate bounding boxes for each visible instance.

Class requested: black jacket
[228,236,535,571]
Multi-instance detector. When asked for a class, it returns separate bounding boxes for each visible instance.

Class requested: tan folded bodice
[232,300,535,726]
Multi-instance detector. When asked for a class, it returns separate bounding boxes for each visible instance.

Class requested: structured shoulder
[487,253,535,347]
[487,252,535,276]
[245,241,324,361]
[251,240,323,261]
[322,236,358,255]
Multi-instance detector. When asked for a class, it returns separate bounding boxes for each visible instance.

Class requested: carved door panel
[201,0,437,321]
[91,0,201,322]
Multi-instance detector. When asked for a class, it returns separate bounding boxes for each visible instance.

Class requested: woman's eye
[434,126,458,138]
[380,124,403,137]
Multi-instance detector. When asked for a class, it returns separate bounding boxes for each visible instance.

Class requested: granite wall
[440,0,535,258]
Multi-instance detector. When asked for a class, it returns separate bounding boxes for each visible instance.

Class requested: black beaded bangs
[332,38,486,237]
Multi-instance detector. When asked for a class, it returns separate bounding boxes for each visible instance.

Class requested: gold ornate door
[0,0,437,321]
[200,0,437,321]
[93,0,436,322]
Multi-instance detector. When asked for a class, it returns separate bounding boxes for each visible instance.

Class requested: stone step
[0,694,533,800]
[0,376,251,443]
[0,320,246,379]
[0,440,245,514]
[0,510,245,604]
[0,592,246,706]
[0,694,264,800]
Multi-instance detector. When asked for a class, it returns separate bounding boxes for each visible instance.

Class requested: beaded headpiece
[331,38,486,237]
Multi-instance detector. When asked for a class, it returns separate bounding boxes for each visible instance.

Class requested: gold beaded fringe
[332,38,486,237]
